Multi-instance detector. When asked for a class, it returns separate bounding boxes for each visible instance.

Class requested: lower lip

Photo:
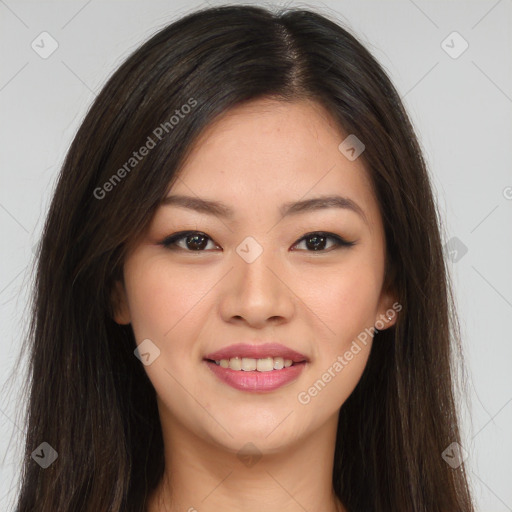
[204,360,306,392]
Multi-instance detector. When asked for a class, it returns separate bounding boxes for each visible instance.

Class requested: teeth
[213,356,295,371]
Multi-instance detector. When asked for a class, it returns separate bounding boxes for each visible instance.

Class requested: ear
[374,286,401,331]
[111,278,131,325]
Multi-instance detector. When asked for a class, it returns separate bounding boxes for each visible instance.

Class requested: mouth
[204,356,306,372]
[203,342,309,366]
[204,357,308,393]
[203,342,309,391]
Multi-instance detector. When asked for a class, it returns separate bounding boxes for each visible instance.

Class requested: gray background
[1,0,511,510]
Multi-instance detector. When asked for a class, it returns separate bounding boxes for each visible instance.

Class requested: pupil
[307,235,325,251]
[187,234,207,250]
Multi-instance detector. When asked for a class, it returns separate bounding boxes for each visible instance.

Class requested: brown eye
[292,232,355,252]
[161,231,219,251]
[161,230,355,253]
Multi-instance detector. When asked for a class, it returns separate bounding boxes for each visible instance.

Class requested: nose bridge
[235,234,280,294]
[222,234,294,324]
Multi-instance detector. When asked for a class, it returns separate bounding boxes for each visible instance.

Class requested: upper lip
[204,343,309,363]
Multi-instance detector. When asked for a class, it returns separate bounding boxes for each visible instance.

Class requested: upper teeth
[214,357,294,372]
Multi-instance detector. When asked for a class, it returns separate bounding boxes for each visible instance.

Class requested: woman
[12,4,474,511]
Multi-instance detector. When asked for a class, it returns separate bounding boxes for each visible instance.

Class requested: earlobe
[111,279,131,325]
[375,290,400,331]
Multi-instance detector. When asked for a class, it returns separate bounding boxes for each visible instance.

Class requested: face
[113,98,396,454]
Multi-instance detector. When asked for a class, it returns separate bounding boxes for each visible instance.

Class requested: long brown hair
[10,5,474,511]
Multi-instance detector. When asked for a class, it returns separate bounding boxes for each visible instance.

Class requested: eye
[291,232,355,252]
[160,230,355,252]
[161,231,220,251]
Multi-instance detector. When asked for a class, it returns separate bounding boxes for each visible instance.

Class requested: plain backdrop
[1,0,511,510]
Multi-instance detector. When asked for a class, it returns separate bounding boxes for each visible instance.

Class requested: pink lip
[204,343,309,363]
[203,343,309,392]
[204,360,307,392]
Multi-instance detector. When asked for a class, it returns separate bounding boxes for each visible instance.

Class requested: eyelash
[160,230,356,253]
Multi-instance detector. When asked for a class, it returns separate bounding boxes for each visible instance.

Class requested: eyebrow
[161,193,368,224]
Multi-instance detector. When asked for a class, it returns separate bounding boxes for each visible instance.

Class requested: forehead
[168,98,380,228]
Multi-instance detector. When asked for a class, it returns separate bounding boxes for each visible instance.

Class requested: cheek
[303,251,384,407]
[299,254,384,343]
[122,254,206,347]
[295,261,381,412]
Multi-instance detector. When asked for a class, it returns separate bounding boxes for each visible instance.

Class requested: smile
[204,359,307,392]
[211,356,294,372]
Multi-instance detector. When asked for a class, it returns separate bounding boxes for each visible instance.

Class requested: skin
[113,98,397,512]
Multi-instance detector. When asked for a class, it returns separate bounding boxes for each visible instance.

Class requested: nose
[218,243,296,328]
